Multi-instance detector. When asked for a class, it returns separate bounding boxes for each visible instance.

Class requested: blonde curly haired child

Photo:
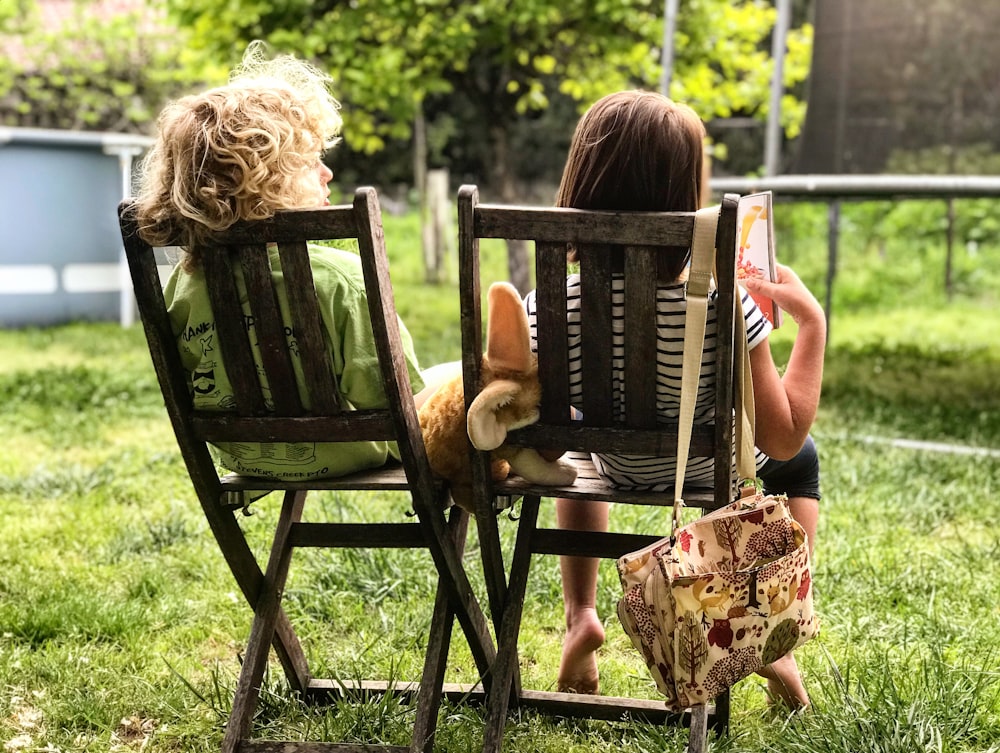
[132,42,428,481]
[135,40,343,270]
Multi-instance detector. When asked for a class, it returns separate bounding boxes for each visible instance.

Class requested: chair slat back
[459,185,741,506]
[577,245,614,426]
[200,245,275,416]
[533,242,572,426]
[622,246,660,428]
[276,240,341,415]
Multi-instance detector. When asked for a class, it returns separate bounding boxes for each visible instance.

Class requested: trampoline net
[791,0,1000,175]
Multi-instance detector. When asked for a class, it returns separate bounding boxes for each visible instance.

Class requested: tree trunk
[414,105,447,284]
[422,169,451,283]
[491,124,531,295]
[505,240,531,297]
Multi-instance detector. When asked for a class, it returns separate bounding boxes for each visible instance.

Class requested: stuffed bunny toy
[418,281,577,514]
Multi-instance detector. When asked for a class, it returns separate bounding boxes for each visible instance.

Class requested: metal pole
[105,144,144,327]
[764,0,791,176]
[660,0,680,96]
[825,200,840,341]
[945,197,955,300]
[709,174,1000,198]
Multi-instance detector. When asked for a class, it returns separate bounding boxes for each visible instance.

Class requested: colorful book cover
[736,191,782,328]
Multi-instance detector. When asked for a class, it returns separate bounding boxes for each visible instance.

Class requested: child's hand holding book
[743,265,825,332]
[736,192,782,327]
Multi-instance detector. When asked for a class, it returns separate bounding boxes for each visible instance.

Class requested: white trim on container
[62,263,122,293]
[0,265,59,294]
[0,125,153,151]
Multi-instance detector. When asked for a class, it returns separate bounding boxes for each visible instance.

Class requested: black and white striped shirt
[525,274,771,490]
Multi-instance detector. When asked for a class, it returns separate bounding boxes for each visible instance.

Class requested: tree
[167,0,811,290]
[0,0,217,134]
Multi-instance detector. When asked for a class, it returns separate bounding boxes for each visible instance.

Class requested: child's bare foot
[756,652,810,709]
[557,607,605,694]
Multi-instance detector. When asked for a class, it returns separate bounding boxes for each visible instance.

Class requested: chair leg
[412,496,497,685]
[410,506,472,753]
[473,501,523,700]
[271,611,311,692]
[711,688,730,735]
[202,494,312,693]
[222,490,306,753]
[687,704,709,753]
[482,495,541,753]
[473,494,508,633]
[410,576,454,753]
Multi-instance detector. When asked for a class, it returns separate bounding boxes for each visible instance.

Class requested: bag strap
[732,291,757,480]
[672,205,756,536]
[671,206,718,533]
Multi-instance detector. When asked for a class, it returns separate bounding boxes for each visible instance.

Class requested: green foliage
[818,307,1000,450]
[765,196,1000,450]
[772,198,1000,312]
[0,0,31,29]
[0,364,159,414]
[166,0,811,175]
[886,142,1000,176]
[0,0,220,133]
[379,210,511,364]
[672,0,811,126]
[167,0,652,155]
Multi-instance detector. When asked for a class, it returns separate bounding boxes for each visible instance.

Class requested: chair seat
[493,450,721,507]
[221,463,412,491]
[218,462,447,508]
[489,452,728,561]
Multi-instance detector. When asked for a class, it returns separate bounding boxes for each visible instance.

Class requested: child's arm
[744,264,826,460]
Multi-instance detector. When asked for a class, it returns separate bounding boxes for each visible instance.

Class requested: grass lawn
[1,207,999,752]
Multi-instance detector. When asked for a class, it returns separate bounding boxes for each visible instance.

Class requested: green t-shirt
[164,244,425,480]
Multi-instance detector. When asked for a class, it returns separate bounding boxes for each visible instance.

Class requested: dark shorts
[758,434,821,501]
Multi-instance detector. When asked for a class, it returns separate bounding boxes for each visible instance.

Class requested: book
[736,191,782,328]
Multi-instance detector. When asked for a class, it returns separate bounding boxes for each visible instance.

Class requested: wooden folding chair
[119,187,495,753]
[457,185,742,753]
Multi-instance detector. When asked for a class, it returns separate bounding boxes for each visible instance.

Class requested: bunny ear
[467,379,521,450]
[485,282,532,373]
